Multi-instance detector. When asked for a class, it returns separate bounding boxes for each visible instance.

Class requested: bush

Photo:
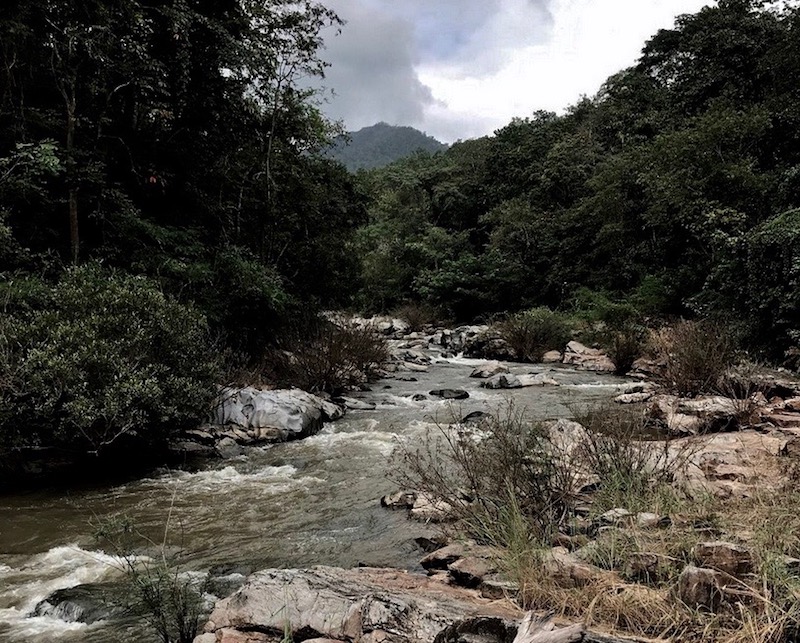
[570,403,689,514]
[657,320,737,396]
[94,516,205,643]
[398,405,575,545]
[607,324,649,375]
[499,307,573,362]
[0,265,220,455]
[268,316,388,394]
[390,302,440,332]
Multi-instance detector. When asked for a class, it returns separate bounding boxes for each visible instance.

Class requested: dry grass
[403,401,800,643]
[655,320,737,396]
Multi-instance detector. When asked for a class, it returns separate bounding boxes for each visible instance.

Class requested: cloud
[315,0,439,131]
[314,0,715,143]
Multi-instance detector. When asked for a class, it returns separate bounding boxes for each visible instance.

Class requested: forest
[1,0,799,463]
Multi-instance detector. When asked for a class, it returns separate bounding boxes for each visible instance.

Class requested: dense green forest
[354,0,800,361]
[0,0,366,461]
[324,122,448,171]
[1,0,799,464]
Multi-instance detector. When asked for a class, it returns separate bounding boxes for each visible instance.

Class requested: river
[0,352,632,642]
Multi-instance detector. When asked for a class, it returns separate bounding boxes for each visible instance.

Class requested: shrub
[499,307,573,362]
[390,302,439,332]
[0,265,220,455]
[570,403,689,514]
[268,316,388,394]
[656,320,737,396]
[607,324,649,375]
[94,516,205,643]
[398,405,575,545]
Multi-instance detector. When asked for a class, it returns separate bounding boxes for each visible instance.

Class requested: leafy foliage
[499,308,573,363]
[0,265,220,455]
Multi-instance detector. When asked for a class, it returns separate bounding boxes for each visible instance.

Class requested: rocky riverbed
[2,317,800,642]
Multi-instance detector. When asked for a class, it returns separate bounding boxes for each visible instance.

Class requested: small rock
[693,541,754,577]
[624,552,668,582]
[448,556,494,588]
[542,547,607,588]
[429,389,470,400]
[380,490,417,509]
[677,565,727,610]
[469,361,510,378]
[597,508,633,526]
[635,512,671,529]
[411,394,427,402]
[542,350,562,364]
[481,374,522,389]
[614,392,653,404]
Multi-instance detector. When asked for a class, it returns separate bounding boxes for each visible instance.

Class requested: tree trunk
[66,91,79,265]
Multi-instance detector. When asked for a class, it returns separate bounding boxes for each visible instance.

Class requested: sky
[313,0,715,143]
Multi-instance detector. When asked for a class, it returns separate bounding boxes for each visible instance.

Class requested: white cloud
[316,0,716,142]
[418,0,714,141]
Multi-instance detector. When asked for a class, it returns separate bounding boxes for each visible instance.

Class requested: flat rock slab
[200,566,519,643]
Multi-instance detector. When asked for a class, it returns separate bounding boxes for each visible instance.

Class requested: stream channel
[0,351,633,642]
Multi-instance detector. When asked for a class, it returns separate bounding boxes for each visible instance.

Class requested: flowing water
[0,353,632,642]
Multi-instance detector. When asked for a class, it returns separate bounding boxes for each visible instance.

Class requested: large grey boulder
[199,566,519,643]
[209,387,341,441]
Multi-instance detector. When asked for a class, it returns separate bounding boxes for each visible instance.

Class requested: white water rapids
[0,352,633,642]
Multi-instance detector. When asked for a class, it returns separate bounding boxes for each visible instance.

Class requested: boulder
[339,397,377,411]
[420,543,468,570]
[410,494,454,522]
[32,584,126,625]
[614,392,653,404]
[562,342,615,373]
[676,397,740,432]
[199,567,519,643]
[463,330,516,361]
[210,388,339,441]
[215,437,243,459]
[470,361,510,379]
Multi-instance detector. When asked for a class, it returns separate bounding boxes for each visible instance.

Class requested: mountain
[325,122,448,171]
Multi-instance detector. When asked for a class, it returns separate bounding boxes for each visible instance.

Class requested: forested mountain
[325,122,447,171]
[354,0,800,359]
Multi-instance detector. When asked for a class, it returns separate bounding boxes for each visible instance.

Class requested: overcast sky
[312,0,715,142]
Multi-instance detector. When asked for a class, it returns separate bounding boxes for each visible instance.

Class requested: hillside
[326,122,448,171]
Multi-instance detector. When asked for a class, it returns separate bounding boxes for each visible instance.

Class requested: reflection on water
[0,354,632,642]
